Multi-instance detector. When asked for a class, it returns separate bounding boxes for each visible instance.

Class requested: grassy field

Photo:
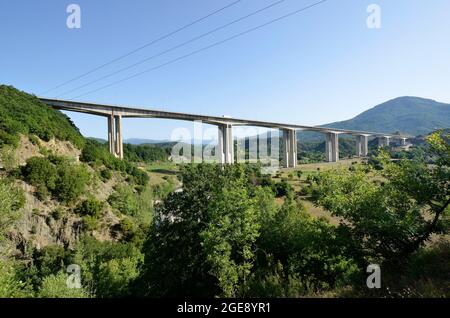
[272,160,362,224]
[143,161,180,187]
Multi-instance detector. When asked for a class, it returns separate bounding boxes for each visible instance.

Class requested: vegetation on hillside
[0,85,84,148]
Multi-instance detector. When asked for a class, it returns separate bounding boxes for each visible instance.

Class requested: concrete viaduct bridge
[39,98,409,168]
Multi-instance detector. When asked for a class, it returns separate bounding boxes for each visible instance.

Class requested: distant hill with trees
[299,96,450,142]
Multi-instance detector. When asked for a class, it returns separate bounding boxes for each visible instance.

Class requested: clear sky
[1,0,450,140]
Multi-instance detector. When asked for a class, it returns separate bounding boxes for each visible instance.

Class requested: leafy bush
[273,180,293,197]
[108,185,139,216]
[22,157,57,198]
[96,257,141,297]
[82,216,99,232]
[34,245,69,279]
[51,208,64,220]
[75,198,104,218]
[119,218,136,240]
[23,156,90,203]
[38,272,89,298]
[0,259,34,297]
[100,168,112,181]
[254,195,358,295]
[53,162,90,203]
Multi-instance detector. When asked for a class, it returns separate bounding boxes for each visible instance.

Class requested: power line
[70,0,329,100]
[57,0,286,98]
[40,0,242,95]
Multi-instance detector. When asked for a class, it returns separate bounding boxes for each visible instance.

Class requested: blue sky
[1,0,450,140]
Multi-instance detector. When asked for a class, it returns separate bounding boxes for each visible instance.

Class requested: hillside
[299,96,450,142]
[0,87,176,288]
[0,85,85,149]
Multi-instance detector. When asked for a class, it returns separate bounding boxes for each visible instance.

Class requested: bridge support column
[401,138,407,146]
[378,136,390,148]
[325,132,339,162]
[356,135,369,157]
[107,114,123,159]
[115,115,123,159]
[108,114,115,156]
[282,129,297,168]
[218,124,234,164]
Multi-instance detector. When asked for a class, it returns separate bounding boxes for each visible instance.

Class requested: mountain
[299,96,450,141]
[124,138,169,145]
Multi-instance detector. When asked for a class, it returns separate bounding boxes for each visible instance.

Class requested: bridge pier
[282,129,297,168]
[378,136,390,148]
[325,132,339,162]
[400,138,407,146]
[107,114,123,159]
[218,124,234,164]
[356,135,369,157]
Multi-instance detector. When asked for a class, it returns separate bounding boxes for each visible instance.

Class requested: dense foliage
[0,85,84,148]
[123,143,169,163]
[311,131,450,265]
[22,156,91,203]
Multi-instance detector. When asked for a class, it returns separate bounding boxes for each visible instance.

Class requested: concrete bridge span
[39,98,410,167]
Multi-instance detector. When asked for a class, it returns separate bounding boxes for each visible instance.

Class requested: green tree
[96,257,141,297]
[139,164,263,297]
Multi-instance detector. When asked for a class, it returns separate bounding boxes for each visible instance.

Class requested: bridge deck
[39,97,409,138]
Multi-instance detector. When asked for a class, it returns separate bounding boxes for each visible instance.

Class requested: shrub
[51,208,64,220]
[100,168,112,181]
[119,218,137,241]
[108,185,138,216]
[22,157,57,196]
[82,216,99,232]
[38,272,89,298]
[274,180,293,197]
[75,198,103,218]
[23,156,90,203]
[53,162,90,203]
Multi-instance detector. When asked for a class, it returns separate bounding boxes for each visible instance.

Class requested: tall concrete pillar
[107,114,124,159]
[218,126,225,164]
[115,115,123,159]
[289,129,297,168]
[218,124,234,164]
[325,132,339,162]
[401,138,407,146]
[378,136,390,148]
[282,129,289,168]
[356,135,369,157]
[281,129,297,168]
[107,114,115,156]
